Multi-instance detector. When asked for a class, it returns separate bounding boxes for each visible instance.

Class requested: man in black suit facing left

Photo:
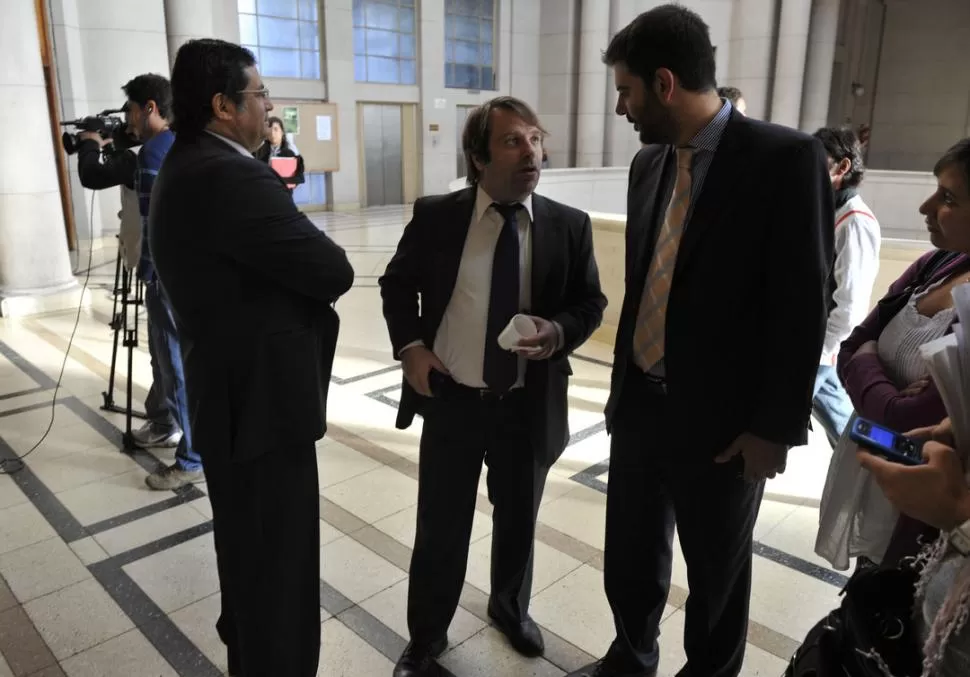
[379,96,607,677]
[149,39,354,677]
[568,6,833,677]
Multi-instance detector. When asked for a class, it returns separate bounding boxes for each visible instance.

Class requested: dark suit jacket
[604,111,835,454]
[379,187,607,466]
[148,132,354,463]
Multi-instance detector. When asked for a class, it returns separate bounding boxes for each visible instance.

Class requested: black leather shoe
[565,658,657,677]
[392,637,448,677]
[487,607,545,658]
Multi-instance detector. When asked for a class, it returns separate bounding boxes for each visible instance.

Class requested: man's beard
[633,101,676,145]
[637,118,675,145]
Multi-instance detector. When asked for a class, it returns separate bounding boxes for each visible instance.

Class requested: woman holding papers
[817,139,970,570]
[255,116,305,189]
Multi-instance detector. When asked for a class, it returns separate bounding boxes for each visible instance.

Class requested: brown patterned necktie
[632,147,695,372]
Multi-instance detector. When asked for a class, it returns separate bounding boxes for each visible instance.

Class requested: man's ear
[210,93,234,122]
[654,68,676,104]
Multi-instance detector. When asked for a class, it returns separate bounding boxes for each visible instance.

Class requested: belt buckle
[642,372,667,394]
[480,388,505,401]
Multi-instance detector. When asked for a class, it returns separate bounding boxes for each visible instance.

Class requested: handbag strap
[876,251,966,333]
[910,250,963,292]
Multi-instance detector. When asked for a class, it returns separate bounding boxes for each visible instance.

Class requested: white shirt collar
[474,185,534,224]
[206,130,254,157]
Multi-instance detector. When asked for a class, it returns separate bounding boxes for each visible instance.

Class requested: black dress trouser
[206,441,322,677]
[407,387,549,644]
[602,368,764,677]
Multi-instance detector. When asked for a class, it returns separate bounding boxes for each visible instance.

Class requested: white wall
[866,0,970,172]
[862,169,938,241]
[449,166,938,245]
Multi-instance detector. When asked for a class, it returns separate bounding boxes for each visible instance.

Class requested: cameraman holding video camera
[120,74,203,490]
[68,104,182,454]
[68,109,141,270]
[75,130,136,190]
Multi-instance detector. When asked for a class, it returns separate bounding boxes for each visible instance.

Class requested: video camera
[60,108,135,155]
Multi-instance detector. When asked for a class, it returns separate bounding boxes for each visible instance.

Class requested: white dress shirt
[431,186,534,389]
[820,194,882,364]
[206,130,254,157]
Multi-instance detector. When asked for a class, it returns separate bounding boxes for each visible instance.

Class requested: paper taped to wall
[316,115,332,141]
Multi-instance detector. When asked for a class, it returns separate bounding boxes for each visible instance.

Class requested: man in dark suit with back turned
[149,39,354,677]
[380,96,606,677]
[568,7,833,677]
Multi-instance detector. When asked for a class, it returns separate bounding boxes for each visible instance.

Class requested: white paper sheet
[920,282,970,464]
[316,115,332,141]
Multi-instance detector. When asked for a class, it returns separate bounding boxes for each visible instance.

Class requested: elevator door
[456,105,476,179]
[362,104,404,207]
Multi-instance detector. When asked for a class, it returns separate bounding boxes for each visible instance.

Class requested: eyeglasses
[237,87,271,99]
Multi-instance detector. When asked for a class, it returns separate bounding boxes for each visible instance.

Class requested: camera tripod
[101,241,147,451]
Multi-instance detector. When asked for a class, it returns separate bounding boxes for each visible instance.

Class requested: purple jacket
[837,250,969,432]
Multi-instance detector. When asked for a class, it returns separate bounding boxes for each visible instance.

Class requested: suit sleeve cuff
[553,321,565,351]
[399,340,425,357]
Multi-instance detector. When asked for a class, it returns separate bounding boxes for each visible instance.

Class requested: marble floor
[0,206,846,677]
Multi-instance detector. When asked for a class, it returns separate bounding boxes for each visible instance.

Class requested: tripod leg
[102,248,124,410]
[102,264,147,422]
[119,266,136,453]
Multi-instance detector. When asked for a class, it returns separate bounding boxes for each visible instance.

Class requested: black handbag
[785,562,924,677]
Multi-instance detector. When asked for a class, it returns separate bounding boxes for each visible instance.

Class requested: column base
[0,281,89,318]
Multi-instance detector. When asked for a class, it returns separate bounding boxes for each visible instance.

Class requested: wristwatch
[949,517,970,555]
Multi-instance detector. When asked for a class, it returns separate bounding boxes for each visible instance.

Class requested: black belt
[626,362,668,396]
[430,372,525,402]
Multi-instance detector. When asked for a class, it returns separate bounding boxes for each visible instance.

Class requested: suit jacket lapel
[674,115,745,274]
[530,194,556,311]
[432,187,476,330]
[632,148,671,284]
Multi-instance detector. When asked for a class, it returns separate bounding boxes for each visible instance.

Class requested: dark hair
[934,138,970,191]
[717,86,743,105]
[813,126,866,188]
[266,116,292,151]
[170,39,256,138]
[461,96,547,185]
[122,74,172,120]
[603,4,717,93]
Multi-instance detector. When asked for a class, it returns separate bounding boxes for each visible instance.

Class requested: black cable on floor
[0,192,98,475]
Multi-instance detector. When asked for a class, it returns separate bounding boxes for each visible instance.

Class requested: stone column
[164,0,240,68]
[770,0,814,128]
[726,0,777,120]
[323,0,359,208]
[606,0,640,167]
[575,0,610,167]
[538,0,582,168]
[0,1,79,316]
[799,0,841,133]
